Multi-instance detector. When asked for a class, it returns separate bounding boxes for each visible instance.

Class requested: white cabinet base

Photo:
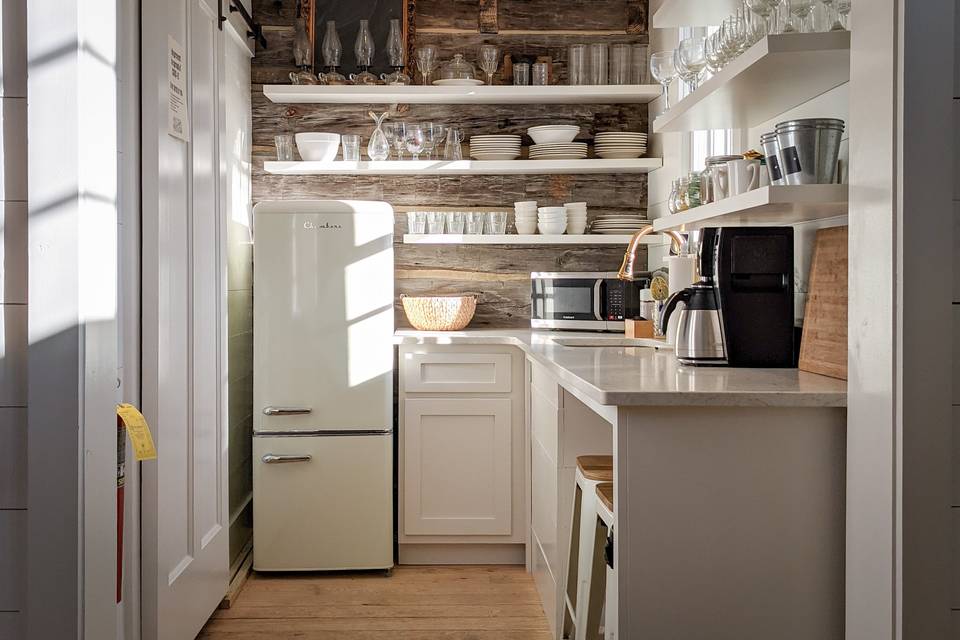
[398,543,525,565]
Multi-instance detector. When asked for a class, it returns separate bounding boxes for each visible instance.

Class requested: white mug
[726,159,760,196]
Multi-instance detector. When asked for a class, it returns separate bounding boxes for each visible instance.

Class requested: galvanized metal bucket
[774,118,844,185]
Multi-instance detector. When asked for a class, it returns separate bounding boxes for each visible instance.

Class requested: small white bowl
[514,200,538,208]
[538,221,567,235]
[515,222,538,234]
[295,133,341,161]
[537,206,566,215]
[527,125,580,145]
[567,221,588,234]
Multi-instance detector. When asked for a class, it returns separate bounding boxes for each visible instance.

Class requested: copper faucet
[618,225,685,281]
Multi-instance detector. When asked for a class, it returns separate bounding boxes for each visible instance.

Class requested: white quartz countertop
[395,329,847,408]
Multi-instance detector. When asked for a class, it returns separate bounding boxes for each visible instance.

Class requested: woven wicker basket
[401,295,477,331]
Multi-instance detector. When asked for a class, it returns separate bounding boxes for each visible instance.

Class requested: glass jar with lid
[439,54,478,82]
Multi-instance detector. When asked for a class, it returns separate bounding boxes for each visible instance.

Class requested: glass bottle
[367,111,391,161]
[667,179,679,214]
[351,20,378,85]
[676,177,691,211]
[381,18,411,85]
[686,171,702,208]
[321,21,347,85]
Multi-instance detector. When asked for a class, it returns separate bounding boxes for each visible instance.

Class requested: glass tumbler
[589,43,608,85]
[274,134,295,161]
[407,211,427,234]
[341,134,361,161]
[513,63,530,86]
[532,62,549,85]
[609,44,631,85]
[426,211,445,234]
[485,212,508,234]
[446,211,465,234]
[568,44,587,85]
[630,44,649,84]
[465,212,485,234]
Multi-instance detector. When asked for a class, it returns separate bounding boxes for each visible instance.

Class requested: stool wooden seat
[577,455,613,482]
[596,482,613,513]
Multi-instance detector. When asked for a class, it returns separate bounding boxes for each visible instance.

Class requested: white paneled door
[140,0,229,638]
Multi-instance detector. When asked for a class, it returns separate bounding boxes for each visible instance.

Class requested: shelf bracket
[479,0,499,34]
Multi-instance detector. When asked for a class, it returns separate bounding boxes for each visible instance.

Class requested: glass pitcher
[442,128,464,160]
[367,111,391,161]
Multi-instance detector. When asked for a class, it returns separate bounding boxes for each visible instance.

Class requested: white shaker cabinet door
[403,398,513,536]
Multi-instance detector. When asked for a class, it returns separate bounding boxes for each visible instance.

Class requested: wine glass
[405,124,426,160]
[677,36,707,92]
[705,32,725,73]
[835,0,851,29]
[385,122,407,159]
[415,45,439,85]
[783,0,815,32]
[746,0,774,36]
[421,122,446,160]
[478,45,500,85]
[649,51,677,110]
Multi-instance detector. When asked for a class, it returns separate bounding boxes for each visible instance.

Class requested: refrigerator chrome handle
[261,454,312,464]
[263,406,312,416]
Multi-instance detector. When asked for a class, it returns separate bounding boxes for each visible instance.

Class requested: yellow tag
[117,403,158,461]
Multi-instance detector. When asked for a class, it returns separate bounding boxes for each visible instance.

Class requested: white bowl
[537,206,566,215]
[515,200,538,207]
[515,222,538,234]
[528,125,580,145]
[567,221,588,234]
[538,221,567,235]
[295,133,341,161]
[537,214,567,221]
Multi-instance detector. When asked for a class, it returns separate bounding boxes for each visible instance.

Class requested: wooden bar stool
[596,482,615,640]
[562,456,613,640]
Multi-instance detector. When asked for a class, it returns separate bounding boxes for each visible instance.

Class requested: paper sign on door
[167,35,189,141]
[116,404,158,461]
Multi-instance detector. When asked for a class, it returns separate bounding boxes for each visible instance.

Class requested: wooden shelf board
[651,184,849,232]
[652,32,851,134]
[262,84,663,105]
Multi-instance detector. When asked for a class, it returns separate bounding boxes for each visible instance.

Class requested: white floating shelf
[651,184,849,232]
[263,84,663,105]
[402,234,664,245]
[652,0,740,28]
[264,158,662,176]
[653,32,850,134]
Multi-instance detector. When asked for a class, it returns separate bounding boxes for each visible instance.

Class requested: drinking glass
[532,62,549,85]
[341,134,361,161]
[446,211,465,234]
[513,63,530,85]
[421,122,446,160]
[677,36,706,91]
[443,128,464,160]
[407,211,427,234]
[609,44,631,85]
[649,51,677,109]
[274,134,294,161]
[426,212,445,234]
[415,45,438,85]
[465,212,485,234]
[835,0,850,29]
[485,212,508,235]
[589,43,608,85]
[385,122,407,159]
[784,0,816,32]
[478,45,500,85]
[630,44,648,84]
[405,124,426,160]
[705,32,724,73]
[568,44,588,85]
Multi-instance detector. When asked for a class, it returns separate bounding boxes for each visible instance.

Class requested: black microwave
[530,272,651,332]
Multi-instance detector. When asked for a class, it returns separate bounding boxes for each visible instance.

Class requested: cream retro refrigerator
[252,200,394,571]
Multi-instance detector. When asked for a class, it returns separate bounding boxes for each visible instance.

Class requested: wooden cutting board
[799,226,848,380]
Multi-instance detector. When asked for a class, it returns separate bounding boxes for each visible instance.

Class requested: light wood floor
[198,565,551,639]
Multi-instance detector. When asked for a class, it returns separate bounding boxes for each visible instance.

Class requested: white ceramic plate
[529,154,588,160]
[471,153,521,160]
[434,78,485,86]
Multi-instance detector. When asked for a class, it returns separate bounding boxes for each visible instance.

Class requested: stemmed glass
[677,36,707,92]
[415,45,439,85]
[649,51,677,110]
[478,45,500,85]
[385,122,407,159]
[421,122,446,160]
[783,0,816,32]
[405,124,426,160]
[746,0,775,36]
[834,0,851,30]
[705,32,725,74]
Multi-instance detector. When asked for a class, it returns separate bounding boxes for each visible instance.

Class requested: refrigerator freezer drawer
[253,433,394,571]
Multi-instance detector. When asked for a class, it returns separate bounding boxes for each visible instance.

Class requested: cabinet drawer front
[403,352,512,393]
[403,398,513,535]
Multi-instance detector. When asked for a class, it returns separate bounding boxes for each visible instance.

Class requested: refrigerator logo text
[303,221,343,230]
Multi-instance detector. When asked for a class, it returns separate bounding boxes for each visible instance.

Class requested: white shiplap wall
[0,0,28,637]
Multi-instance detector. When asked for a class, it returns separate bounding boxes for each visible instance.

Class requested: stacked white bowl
[537,206,567,235]
[514,201,539,234]
[564,202,588,234]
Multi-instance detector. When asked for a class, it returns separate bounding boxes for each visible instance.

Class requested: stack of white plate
[469,135,522,160]
[527,125,580,144]
[537,206,567,235]
[514,201,538,234]
[529,142,588,160]
[593,132,648,159]
[588,214,651,235]
[564,202,588,234]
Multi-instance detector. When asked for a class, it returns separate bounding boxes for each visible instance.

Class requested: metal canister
[760,131,785,186]
[774,118,845,185]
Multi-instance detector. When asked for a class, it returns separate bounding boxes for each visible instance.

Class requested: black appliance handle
[698,227,719,282]
[658,288,692,336]
[593,279,604,321]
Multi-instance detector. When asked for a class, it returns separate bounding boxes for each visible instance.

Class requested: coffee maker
[659,227,794,367]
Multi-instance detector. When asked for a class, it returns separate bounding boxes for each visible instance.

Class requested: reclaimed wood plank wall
[252,0,650,328]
